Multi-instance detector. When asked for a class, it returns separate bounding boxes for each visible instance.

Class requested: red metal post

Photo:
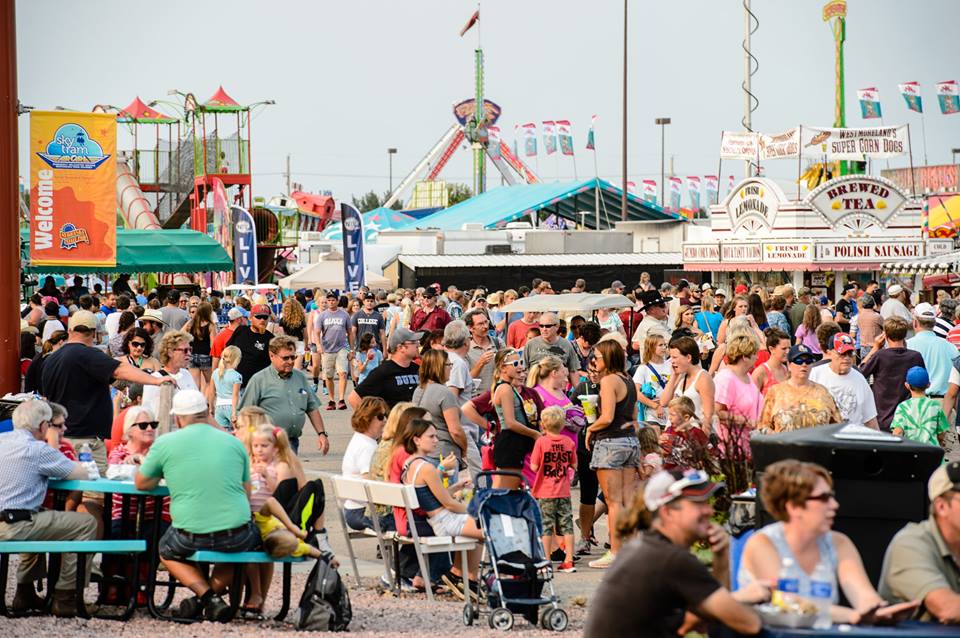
[0,0,19,393]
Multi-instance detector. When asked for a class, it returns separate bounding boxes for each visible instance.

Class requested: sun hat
[140,309,166,325]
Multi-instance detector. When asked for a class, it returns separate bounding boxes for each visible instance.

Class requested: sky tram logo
[37,123,112,170]
[59,223,90,250]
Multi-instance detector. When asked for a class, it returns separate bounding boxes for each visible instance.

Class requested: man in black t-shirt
[348,327,422,408]
[350,293,386,350]
[583,470,765,638]
[227,304,275,388]
[835,282,858,333]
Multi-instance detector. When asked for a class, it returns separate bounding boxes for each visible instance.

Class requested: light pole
[387,147,397,194]
[621,0,628,221]
[655,117,671,207]
[953,148,960,165]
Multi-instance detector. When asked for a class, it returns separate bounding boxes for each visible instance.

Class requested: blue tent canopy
[320,207,415,242]
[394,178,684,231]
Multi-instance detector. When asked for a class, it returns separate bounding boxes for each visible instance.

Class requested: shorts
[589,436,641,470]
[427,508,468,537]
[321,350,349,378]
[539,497,574,536]
[190,353,212,369]
[213,404,234,429]
[159,521,261,561]
[493,430,534,470]
[295,340,305,355]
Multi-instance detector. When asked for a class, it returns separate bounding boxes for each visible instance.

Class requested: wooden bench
[0,539,147,620]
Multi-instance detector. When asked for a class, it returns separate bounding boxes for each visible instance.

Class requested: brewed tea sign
[807,175,907,230]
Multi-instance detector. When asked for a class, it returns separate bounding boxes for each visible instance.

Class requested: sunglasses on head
[135,421,159,430]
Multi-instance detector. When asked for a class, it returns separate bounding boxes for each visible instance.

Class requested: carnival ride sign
[807,175,908,231]
[723,178,786,233]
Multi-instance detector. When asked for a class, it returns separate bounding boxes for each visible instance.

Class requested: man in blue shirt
[908,303,959,398]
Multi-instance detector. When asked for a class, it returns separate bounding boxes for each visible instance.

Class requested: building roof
[398,252,681,270]
[395,178,685,231]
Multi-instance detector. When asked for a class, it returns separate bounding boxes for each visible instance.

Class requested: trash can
[750,423,943,587]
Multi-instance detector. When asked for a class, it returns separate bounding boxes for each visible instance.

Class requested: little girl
[353,333,382,385]
[659,396,710,470]
[633,334,671,426]
[210,345,242,430]
[637,425,663,480]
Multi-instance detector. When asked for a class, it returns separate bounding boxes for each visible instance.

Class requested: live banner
[30,111,117,267]
[341,203,365,293]
[231,205,258,283]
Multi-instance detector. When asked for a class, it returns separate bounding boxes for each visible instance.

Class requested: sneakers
[309,528,336,557]
[12,583,44,614]
[176,595,203,620]
[557,561,577,573]
[588,550,616,569]
[203,593,232,623]
[337,399,348,410]
[574,539,593,556]
[379,573,419,593]
[550,547,566,562]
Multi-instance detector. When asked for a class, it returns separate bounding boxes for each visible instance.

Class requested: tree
[350,190,403,212]
[447,183,473,206]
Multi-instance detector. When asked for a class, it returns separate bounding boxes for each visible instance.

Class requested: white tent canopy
[498,293,633,314]
[278,260,391,290]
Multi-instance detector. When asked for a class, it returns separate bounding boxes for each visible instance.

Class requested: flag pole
[906,123,917,197]
[919,111,929,166]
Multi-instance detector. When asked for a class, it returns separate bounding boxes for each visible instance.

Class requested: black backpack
[295,554,351,632]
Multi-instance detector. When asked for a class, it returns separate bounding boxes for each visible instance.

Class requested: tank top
[760,362,784,396]
[674,369,705,420]
[404,457,444,513]
[593,374,637,441]
[190,322,212,356]
[737,522,839,603]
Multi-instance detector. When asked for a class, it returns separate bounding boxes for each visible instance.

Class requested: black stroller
[463,471,568,632]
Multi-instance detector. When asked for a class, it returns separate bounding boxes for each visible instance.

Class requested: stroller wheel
[489,607,514,631]
[541,607,569,632]
[462,602,475,626]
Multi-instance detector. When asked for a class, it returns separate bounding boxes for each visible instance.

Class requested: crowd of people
[4,272,959,628]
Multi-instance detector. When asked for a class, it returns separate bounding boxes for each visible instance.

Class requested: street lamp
[655,117,671,207]
[952,148,960,165]
[387,148,398,194]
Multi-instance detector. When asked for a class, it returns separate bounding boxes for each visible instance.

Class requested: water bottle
[809,562,835,629]
[776,556,800,594]
[78,443,100,480]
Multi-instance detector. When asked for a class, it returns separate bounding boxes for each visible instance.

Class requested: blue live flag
[340,203,365,293]
[231,205,258,283]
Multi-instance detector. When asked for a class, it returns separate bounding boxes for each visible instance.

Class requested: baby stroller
[463,470,568,632]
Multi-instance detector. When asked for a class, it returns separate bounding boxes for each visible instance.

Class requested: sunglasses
[277,354,297,361]
[792,359,815,366]
[254,314,270,320]
[135,421,160,430]
[173,347,193,354]
[538,323,558,328]
[507,360,525,368]
[130,341,147,348]
[806,491,836,503]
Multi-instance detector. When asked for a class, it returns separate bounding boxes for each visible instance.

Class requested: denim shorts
[589,436,641,470]
[159,521,261,561]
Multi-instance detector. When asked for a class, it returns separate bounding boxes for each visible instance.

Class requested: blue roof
[394,178,684,231]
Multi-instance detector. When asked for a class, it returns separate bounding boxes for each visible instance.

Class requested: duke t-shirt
[354,359,419,407]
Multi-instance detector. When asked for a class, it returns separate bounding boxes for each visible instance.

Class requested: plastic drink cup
[579,394,599,423]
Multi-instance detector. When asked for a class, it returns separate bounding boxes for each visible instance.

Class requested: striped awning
[882,249,960,274]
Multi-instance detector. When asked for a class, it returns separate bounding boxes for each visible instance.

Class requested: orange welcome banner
[29,111,117,267]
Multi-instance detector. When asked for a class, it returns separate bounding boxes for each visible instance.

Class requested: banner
[669,177,682,211]
[340,202,365,293]
[857,87,882,119]
[586,114,597,150]
[704,175,719,205]
[542,121,557,155]
[30,111,117,267]
[936,80,960,115]
[557,120,574,156]
[686,176,701,211]
[488,125,501,159]
[719,131,760,160]
[899,81,923,113]
[801,125,908,160]
[626,181,636,194]
[642,179,657,204]
[727,175,736,197]
[760,127,800,160]
[522,122,538,157]
[231,205,258,283]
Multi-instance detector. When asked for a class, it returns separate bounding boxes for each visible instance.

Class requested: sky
[16,0,960,205]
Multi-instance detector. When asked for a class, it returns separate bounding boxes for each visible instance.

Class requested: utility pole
[621,0,628,221]
[285,153,291,195]
[0,0,19,393]
[655,117,671,206]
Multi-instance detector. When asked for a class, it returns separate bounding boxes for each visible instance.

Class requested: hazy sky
[16,0,960,204]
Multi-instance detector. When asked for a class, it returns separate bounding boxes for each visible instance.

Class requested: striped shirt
[0,429,76,511]
[933,316,953,339]
[890,397,950,448]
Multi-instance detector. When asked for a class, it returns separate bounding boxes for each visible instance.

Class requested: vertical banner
[704,175,719,204]
[669,177,683,211]
[585,114,597,150]
[542,121,557,155]
[557,120,574,155]
[341,202,365,293]
[727,175,736,197]
[231,206,258,283]
[899,81,923,113]
[626,181,637,194]
[522,122,538,157]
[487,126,501,159]
[686,176,701,211]
[857,87,882,119]
[642,180,657,204]
[936,80,960,115]
[30,111,117,267]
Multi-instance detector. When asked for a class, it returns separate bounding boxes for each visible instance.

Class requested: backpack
[295,554,351,631]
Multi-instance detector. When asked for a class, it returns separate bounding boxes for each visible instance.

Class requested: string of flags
[857,81,960,117]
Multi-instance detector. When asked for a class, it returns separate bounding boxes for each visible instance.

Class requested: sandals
[325,400,336,411]
[337,399,347,410]
[240,606,265,621]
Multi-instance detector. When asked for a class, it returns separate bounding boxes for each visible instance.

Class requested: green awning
[22,229,233,274]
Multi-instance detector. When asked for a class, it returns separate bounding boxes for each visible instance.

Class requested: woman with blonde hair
[389,297,414,335]
[714,334,762,427]
[370,401,415,483]
[413,349,467,462]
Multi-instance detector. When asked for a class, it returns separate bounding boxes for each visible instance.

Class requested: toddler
[529,406,578,573]
[891,366,950,450]
[660,396,710,470]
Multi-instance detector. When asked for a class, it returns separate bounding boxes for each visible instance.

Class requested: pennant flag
[459,10,479,36]
[686,176,701,211]
[586,115,597,150]
[642,180,657,204]
[542,121,557,155]
[488,126,501,159]
[557,120,574,156]
[522,122,538,157]
[727,175,736,197]
[704,175,719,205]
[669,177,683,211]
[936,81,960,115]
[899,81,923,113]
[857,87,882,119]
[626,181,637,194]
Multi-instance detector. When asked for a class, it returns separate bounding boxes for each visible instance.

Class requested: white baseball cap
[715,288,728,297]
[169,389,208,416]
[887,284,904,297]
[913,302,936,319]
[701,282,712,291]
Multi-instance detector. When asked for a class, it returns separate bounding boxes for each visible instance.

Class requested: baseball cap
[905,365,930,389]
[843,282,858,293]
[325,291,338,300]
[928,461,960,501]
[20,319,38,335]
[887,284,904,297]
[169,389,209,416]
[701,282,713,291]
[227,307,248,321]
[788,344,817,364]
[644,469,723,511]
[363,292,375,300]
[251,304,271,316]
[833,333,856,355]
[610,280,625,290]
[387,326,424,351]
[422,287,436,298]
[67,310,97,332]
[140,308,166,325]
[913,302,936,319]
[734,284,749,295]
[715,288,727,297]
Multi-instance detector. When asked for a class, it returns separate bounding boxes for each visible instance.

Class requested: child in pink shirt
[529,406,578,573]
